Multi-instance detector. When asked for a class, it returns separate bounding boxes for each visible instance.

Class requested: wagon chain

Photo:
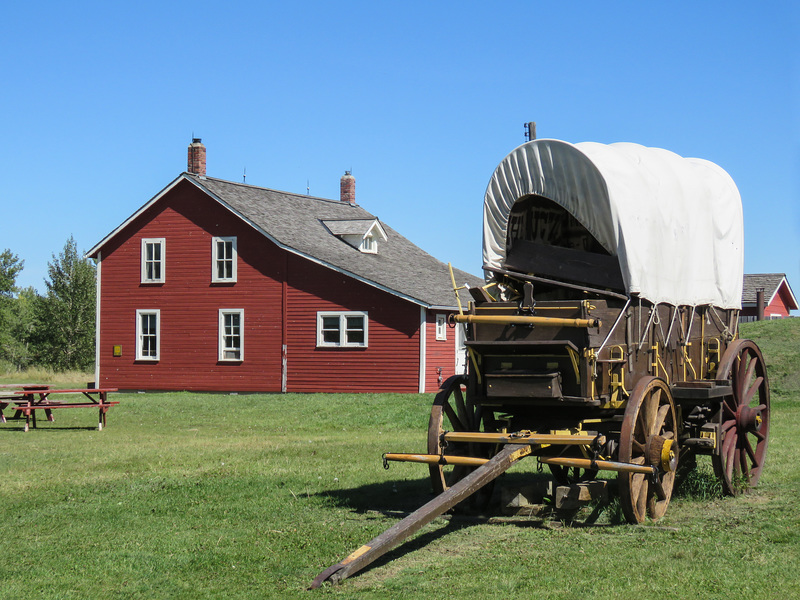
[649,465,660,485]
[590,433,605,459]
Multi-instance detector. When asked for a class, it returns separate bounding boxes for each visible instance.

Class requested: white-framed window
[359,235,376,254]
[136,309,160,360]
[219,309,244,361]
[141,238,165,283]
[435,314,447,341]
[212,236,237,282]
[316,311,368,348]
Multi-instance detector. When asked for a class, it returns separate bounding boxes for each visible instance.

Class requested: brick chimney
[188,138,206,176]
[340,171,355,204]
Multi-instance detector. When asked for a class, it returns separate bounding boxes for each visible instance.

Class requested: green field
[1,319,798,599]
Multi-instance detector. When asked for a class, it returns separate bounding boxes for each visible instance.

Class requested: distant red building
[740,273,798,321]
[86,140,480,393]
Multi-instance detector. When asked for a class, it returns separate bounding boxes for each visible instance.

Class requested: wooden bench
[4,388,118,431]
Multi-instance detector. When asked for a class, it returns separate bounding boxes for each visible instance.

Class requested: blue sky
[2,2,798,308]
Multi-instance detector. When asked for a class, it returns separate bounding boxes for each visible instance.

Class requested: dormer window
[360,235,376,254]
[323,219,388,254]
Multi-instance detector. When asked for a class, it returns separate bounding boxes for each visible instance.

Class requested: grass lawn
[1,320,798,599]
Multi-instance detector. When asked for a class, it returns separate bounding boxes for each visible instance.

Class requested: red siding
[96,179,433,393]
[765,297,790,317]
[424,310,457,393]
[98,181,284,392]
[285,255,421,392]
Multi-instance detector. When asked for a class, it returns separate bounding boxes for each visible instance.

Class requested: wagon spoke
[722,399,736,417]
[645,388,661,434]
[734,350,748,380]
[635,408,645,431]
[742,353,757,387]
[725,435,737,484]
[442,401,466,432]
[721,429,736,481]
[743,377,764,406]
[743,434,757,467]
[651,478,667,501]
[653,404,670,434]
[630,473,646,507]
[733,444,742,480]
[453,388,470,430]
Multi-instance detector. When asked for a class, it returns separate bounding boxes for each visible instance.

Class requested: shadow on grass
[311,470,627,584]
[318,470,623,522]
[0,424,98,433]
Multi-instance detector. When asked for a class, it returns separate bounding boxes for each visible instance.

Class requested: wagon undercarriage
[312,298,770,587]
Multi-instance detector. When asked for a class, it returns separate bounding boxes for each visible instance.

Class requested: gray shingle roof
[187,174,483,308]
[322,219,377,237]
[742,273,796,307]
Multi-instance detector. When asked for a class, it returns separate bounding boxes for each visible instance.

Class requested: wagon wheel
[428,375,497,507]
[712,339,770,496]
[618,377,679,524]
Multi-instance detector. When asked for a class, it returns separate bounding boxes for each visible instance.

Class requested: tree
[36,237,96,371]
[1,286,39,370]
[0,249,23,297]
[0,249,25,367]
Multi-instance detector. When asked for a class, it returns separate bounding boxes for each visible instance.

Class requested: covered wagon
[312,139,769,587]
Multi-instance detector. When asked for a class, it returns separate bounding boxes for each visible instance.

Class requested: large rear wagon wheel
[427,375,497,507]
[618,377,679,524]
[712,339,770,496]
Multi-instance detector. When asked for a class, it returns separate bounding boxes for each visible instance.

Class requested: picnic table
[0,385,118,432]
[0,384,50,421]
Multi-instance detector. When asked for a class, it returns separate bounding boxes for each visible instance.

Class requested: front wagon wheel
[618,376,678,524]
[427,375,497,508]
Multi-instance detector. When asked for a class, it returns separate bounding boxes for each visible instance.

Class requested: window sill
[316,345,368,350]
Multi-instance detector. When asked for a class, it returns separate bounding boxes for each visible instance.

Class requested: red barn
[86,140,481,393]
[740,273,798,321]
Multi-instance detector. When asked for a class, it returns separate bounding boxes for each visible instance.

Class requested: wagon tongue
[309,442,533,589]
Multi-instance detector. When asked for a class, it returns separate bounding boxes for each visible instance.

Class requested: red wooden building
[740,273,798,321]
[86,140,481,393]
